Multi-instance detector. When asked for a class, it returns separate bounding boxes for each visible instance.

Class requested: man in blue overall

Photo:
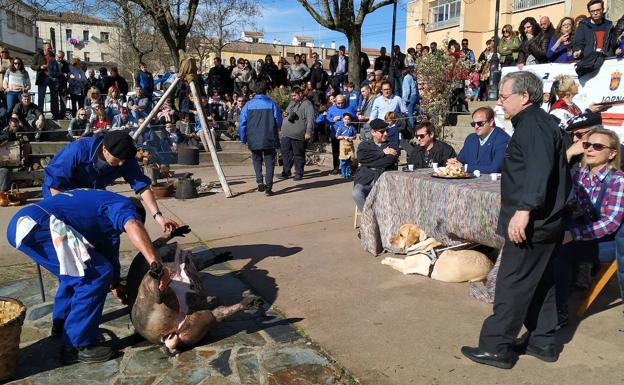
[7,189,171,363]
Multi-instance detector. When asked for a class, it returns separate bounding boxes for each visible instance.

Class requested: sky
[256,0,407,50]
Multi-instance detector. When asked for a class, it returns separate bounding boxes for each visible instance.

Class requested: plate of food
[431,164,474,179]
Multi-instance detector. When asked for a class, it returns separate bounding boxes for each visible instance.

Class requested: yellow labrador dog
[381,250,493,282]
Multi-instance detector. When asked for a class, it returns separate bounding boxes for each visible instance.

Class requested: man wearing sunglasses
[402,121,455,169]
[448,106,509,173]
[462,71,571,369]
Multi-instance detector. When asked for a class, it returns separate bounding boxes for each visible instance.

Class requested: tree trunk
[347,26,362,87]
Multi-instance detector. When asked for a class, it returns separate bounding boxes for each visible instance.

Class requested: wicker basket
[0,297,26,381]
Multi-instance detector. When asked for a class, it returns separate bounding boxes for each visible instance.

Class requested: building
[36,12,119,65]
[241,31,264,43]
[292,36,314,47]
[405,0,614,51]
[0,1,37,60]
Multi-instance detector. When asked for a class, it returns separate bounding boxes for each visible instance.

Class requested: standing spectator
[310,61,329,94]
[430,42,438,54]
[84,68,99,102]
[207,57,230,95]
[273,61,288,88]
[405,47,417,70]
[68,58,87,117]
[344,82,359,110]
[357,84,376,139]
[352,119,399,211]
[262,55,278,87]
[401,67,419,129]
[104,67,129,98]
[3,57,30,117]
[329,45,348,93]
[67,108,91,140]
[547,17,576,63]
[231,58,253,95]
[127,86,151,120]
[370,70,383,94]
[31,42,56,114]
[374,47,391,76]
[517,17,549,66]
[135,62,154,100]
[499,24,521,67]
[573,0,615,59]
[287,54,310,87]
[539,16,556,42]
[47,50,69,119]
[359,51,371,84]
[477,39,495,101]
[326,95,356,174]
[369,81,406,121]
[0,47,11,111]
[389,45,406,97]
[461,71,571,369]
[12,93,44,140]
[336,112,357,178]
[280,87,315,181]
[96,67,109,94]
[461,39,476,64]
[238,80,282,196]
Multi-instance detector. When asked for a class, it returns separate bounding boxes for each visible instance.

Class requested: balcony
[512,0,563,12]
[426,16,460,32]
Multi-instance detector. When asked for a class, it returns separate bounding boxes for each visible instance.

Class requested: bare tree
[296,0,393,86]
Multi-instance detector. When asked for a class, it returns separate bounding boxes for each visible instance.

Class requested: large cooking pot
[177,146,199,165]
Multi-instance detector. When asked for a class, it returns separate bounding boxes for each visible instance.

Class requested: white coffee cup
[432,162,438,170]
[473,170,481,178]
[490,173,498,181]
[464,164,468,172]
[408,164,414,171]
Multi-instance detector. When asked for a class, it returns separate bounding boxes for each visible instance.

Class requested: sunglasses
[582,141,613,151]
[572,131,589,139]
[470,120,487,128]
[416,134,428,139]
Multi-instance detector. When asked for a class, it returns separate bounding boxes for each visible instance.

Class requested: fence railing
[512,0,563,12]
[426,16,460,32]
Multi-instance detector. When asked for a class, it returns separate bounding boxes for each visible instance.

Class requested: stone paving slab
[1,247,352,385]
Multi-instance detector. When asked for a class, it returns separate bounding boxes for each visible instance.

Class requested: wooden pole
[188,81,233,198]
[132,76,181,141]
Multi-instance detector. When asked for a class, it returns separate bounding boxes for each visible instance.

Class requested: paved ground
[2,164,624,385]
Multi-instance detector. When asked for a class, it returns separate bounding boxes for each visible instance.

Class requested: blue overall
[6,189,141,348]
[42,135,151,198]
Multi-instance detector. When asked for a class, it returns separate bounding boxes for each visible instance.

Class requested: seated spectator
[352,119,399,211]
[156,98,177,125]
[85,87,103,121]
[547,17,576,63]
[67,108,91,140]
[548,75,583,129]
[447,107,510,173]
[402,121,456,168]
[133,118,159,148]
[112,105,137,130]
[90,107,109,135]
[127,86,151,120]
[573,0,616,60]
[227,96,244,139]
[3,57,30,117]
[383,111,400,148]
[11,93,44,141]
[160,121,186,153]
[517,17,548,66]
[1,117,21,142]
[207,89,225,122]
[369,81,406,121]
[104,86,124,122]
[554,127,624,327]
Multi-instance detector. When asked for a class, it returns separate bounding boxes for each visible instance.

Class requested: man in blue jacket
[326,94,356,174]
[448,106,510,173]
[239,80,282,196]
[7,189,170,364]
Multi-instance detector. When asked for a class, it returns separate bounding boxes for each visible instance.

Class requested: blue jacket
[402,73,419,103]
[42,135,151,197]
[239,94,282,150]
[326,105,356,138]
[457,126,510,173]
[344,90,360,110]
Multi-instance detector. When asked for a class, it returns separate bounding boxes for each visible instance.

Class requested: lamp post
[390,0,397,49]
[487,0,501,101]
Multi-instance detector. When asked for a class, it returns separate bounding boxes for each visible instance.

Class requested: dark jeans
[70,94,84,117]
[251,149,276,189]
[6,91,21,117]
[478,238,561,353]
[281,136,306,177]
[38,78,59,117]
[331,137,340,170]
[332,74,347,94]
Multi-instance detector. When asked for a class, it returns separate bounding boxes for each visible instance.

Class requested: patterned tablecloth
[359,168,505,255]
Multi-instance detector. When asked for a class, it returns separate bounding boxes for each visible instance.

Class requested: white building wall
[0,5,37,56]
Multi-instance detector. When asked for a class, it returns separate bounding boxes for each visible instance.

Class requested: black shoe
[293,175,302,181]
[51,318,64,338]
[264,188,273,196]
[525,344,559,363]
[329,169,340,175]
[460,346,515,369]
[257,183,265,192]
[279,173,290,179]
[61,345,113,365]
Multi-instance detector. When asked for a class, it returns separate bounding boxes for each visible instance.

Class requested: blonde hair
[70,58,81,66]
[587,127,621,170]
[553,74,577,98]
[87,87,100,100]
[384,111,396,124]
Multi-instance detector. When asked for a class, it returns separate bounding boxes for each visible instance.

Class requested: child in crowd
[384,111,400,147]
[336,112,357,178]
[344,82,360,110]
[467,65,480,102]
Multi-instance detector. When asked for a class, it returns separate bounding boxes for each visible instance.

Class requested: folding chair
[576,260,617,317]
[353,206,361,229]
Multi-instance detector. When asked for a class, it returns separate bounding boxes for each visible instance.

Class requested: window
[35,26,39,38]
[16,15,25,33]
[66,29,72,40]
[251,37,259,43]
[300,42,307,47]
[84,52,90,62]
[23,18,33,37]
[7,11,16,30]
[101,53,109,62]
[100,32,110,42]
[83,30,89,42]
[427,0,461,31]
[50,28,56,49]
[66,51,73,60]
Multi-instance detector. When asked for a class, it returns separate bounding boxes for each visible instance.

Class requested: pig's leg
[213,294,263,322]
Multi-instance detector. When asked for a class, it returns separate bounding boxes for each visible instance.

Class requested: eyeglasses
[588,8,603,14]
[13,62,21,65]
[470,120,487,128]
[498,93,517,102]
[502,30,510,34]
[572,130,589,139]
[78,113,86,116]
[582,141,613,151]
[416,134,428,139]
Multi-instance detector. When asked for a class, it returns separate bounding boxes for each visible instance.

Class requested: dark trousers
[478,238,561,353]
[281,136,306,177]
[331,137,340,170]
[70,94,84,117]
[38,78,60,117]
[332,74,347,94]
[251,149,276,189]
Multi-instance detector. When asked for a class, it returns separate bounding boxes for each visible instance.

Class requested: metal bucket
[177,146,199,165]
[175,177,198,199]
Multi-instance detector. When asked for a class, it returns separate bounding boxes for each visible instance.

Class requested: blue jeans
[6,91,21,117]
[554,236,616,311]
[392,77,403,97]
[340,159,351,177]
[406,95,419,129]
[352,182,373,211]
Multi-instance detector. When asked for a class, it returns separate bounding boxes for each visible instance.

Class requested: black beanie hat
[103,131,137,160]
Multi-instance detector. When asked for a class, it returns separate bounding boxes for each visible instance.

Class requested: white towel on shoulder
[14,216,38,248]
[49,214,93,277]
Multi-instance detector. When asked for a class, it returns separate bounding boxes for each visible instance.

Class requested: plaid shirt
[569,165,624,241]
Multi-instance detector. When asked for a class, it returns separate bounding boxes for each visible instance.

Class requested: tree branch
[296,0,336,30]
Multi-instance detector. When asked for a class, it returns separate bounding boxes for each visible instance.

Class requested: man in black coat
[207,57,230,95]
[329,45,348,94]
[359,51,370,85]
[352,119,399,211]
[401,121,456,168]
[389,45,406,97]
[374,47,391,76]
[461,71,571,369]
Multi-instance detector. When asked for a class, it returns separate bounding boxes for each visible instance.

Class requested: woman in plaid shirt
[555,127,624,327]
